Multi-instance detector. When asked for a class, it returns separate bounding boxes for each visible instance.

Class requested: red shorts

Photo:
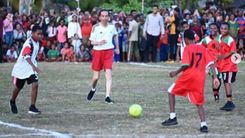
[168,78,205,106]
[92,49,113,71]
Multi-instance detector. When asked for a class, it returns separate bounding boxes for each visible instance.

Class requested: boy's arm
[208,63,220,88]
[26,57,40,73]
[169,65,188,77]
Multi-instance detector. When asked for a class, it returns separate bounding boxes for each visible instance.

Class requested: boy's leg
[196,105,208,133]
[31,82,38,106]
[161,93,178,126]
[220,72,236,111]
[10,77,25,114]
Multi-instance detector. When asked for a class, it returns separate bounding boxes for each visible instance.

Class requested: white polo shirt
[90,23,118,50]
[12,38,39,79]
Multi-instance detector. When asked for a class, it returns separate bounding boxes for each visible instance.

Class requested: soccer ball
[129,104,143,118]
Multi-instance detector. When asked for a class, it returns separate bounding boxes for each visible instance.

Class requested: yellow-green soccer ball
[129,104,143,118]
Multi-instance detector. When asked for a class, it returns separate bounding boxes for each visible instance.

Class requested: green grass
[0,62,245,137]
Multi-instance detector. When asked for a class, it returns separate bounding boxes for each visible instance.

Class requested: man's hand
[213,78,220,89]
[99,40,107,45]
[169,71,177,78]
[115,48,120,54]
[143,32,147,40]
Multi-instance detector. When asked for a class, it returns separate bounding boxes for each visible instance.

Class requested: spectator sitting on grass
[61,42,75,62]
[47,43,60,62]
[6,46,18,63]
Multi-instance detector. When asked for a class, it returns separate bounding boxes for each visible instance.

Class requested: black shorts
[12,74,38,89]
[221,72,237,83]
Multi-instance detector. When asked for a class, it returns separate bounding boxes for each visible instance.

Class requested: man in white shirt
[143,5,164,62]
[10,25,42,115]
[128,13,140,62]
[87,9,120,104]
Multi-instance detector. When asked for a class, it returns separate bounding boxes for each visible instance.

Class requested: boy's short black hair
[181,21,188,26]
[221,22,230,28]
[184,29,195,41]
[209,22,218,27]
[152,5,158,9]
[98,9,108,16]
[32,25,41,32]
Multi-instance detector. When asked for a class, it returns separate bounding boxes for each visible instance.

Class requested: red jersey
[216,34,238,72]
[170,44,213,105]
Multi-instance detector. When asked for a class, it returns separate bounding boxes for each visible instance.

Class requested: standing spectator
[13,23,26,53]
[143,5,165,62]
[166,7,179,63]
[229,14,239,39]
[6,46,18,62]
[68,15,82,39]
[56,19,67,51]
[87,10,120,104]
[236,10,245,60]
[46,21,57,44]
[81,13,92,48]
[128,14,140,62]
[0,10,4,63]
[3,13,14,47]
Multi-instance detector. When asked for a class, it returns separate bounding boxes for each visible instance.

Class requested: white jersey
[89,23,118,50]
[12,38,39,79]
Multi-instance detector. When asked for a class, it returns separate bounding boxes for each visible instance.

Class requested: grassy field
[0,62,245,138]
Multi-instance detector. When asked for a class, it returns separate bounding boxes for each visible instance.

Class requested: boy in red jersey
[217,22,238,111]
[201,23,222,102]
[161,30,220,133]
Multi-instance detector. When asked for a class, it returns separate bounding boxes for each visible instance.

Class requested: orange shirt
[180,44,213,90]
[216,35,238,72]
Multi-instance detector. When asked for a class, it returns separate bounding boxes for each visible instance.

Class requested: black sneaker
[220,101,235,111]
[214,94,219,102]
[161,117,178,126]
[28,105,41,115]
[10,100,18,114]
[105,97,114,104]
[87,89,96,101]
[200,126,208,133]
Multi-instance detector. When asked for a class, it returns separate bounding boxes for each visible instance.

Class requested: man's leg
[105,69,114,104]
[87,71,100,100]
[196,105,208,133]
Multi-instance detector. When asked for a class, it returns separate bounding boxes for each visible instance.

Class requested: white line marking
[0,120,71,138]
[128,62,178,69]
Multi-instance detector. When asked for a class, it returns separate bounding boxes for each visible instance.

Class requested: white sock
[170,112,176,119]
[201,122,207,127]
[91,88,96,91]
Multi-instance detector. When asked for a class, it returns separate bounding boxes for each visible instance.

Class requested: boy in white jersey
[10,25,42,115]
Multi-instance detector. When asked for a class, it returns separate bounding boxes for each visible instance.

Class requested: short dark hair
[98,9,108,17]
[209,22,218,27]
[152,5,158,9]
[221,22,230,28]
[181,21,188,26]
[32,25,41,32]
[184,29,195,40]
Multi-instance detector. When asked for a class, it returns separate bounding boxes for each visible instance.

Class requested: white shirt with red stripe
[12,38,39,79]
[90,23,118,50]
